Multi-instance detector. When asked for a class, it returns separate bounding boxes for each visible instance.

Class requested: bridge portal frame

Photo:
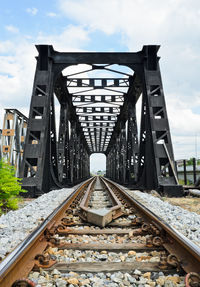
[21,45,183,196]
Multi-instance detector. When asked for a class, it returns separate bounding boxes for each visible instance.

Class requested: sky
[0,0,200,171]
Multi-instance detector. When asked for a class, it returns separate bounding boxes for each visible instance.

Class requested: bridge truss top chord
[21,45,183,197]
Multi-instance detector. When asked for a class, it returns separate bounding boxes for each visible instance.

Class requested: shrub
[0,159,26,213]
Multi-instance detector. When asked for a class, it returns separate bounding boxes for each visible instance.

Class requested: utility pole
[195,133,197,159]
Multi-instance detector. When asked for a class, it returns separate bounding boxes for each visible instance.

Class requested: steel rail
[79,177,123,227]
[103,177,200,274]
[0,177,94,287]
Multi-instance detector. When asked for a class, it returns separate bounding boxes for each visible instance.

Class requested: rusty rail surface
[0,177,94,287]
[103,177,200,274]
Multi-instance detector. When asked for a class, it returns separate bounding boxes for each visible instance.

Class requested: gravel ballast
[0,187,74,260]
[1,185,200,263]
[29,269,185,287]
[126,189,200,247]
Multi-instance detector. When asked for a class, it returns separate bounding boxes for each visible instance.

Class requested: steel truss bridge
[20,45,183,197]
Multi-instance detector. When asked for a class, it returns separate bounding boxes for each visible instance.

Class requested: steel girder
[21,45,182,196]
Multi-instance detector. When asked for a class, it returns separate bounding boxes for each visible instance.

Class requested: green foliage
[0,159,26,213]
[6,197,19,210]
[186,158,200,166]
[178,179,191,186]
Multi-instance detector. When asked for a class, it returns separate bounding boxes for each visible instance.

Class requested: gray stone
[51,268,61,276]
[87,273,94,278]
[164,280,176,287]
[125,273,136,283]
[55,280,67,287]
[138,277,148,284]
[97,272,106,279]
[122,279,131,286]
[80,273,87,279]
[151,272,159,280]
[134,269,141,275]
[38,276,47,283]
[98,254,108,261]
[106,273,111,278]
[30,272,40,279]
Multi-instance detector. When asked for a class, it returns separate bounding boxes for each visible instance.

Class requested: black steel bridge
[20,45,183,197]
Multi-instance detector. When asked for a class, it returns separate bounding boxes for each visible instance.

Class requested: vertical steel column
[183,159,187,185]
[126,103,138,184]
[49,94,58,187]
[22,45,55,196]
[106,152,110,178]
[76,134,81,181]
[137,46,183,196]
[64,120,71,183]
[79,140,83,180]
[57,103,70,183]
[193,158,196,184]
[116,137,120,182]
[119,123,126,184]
[69,122,76,185]
[85,151,88,179]
[122,125,127,184]
[113,147,117,181]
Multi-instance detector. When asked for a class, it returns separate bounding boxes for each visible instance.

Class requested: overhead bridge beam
[76,107,120,114]
[47,46,143,64]
[66,78,130,88]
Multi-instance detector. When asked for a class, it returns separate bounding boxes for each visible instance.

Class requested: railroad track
[0,176,200,287]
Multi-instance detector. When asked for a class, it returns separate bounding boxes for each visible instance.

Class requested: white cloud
[58,0,200,160]
[0,41,36,133]
[37,24,90,51]
[46,12,58,17]
[26,7,38,15]
[5,25,19,34]
[0,24,90,130]
[58,0,200,44]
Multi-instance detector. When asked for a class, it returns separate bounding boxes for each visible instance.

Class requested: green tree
[0,159,26,213]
